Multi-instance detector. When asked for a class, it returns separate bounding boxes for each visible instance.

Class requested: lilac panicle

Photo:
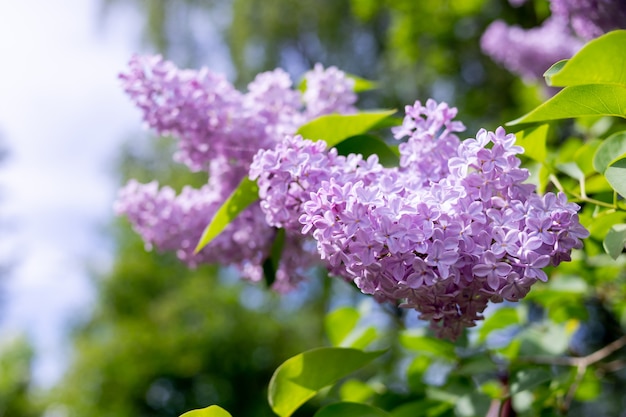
[480,18,582,81]
[551,0,626,39]
[117,56,360,290]
[253,100,588,339]
[481,0,625,81]
[303,63,358,119]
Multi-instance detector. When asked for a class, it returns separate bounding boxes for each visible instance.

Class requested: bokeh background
[0,1,569,416]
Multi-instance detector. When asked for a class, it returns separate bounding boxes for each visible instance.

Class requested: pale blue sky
[0,0,146,385]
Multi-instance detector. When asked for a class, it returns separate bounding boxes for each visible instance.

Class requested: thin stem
[517,335,626,413]
[518,334,626,368]
[549,174,566,194]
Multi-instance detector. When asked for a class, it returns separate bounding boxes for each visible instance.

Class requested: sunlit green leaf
[574,368,601,402]
[297,110,397,147]
[588,211,626,240]
[584,174,613,194]
[325,307,360,346]
[515,124,548,162]
[543,60,568,85]
[195,177,259,253]
[268,347,385,417]
[604,157,626,197]
[593,131,626,173]
[508,84,626,126]
[603,223,626,259]
[180,405,232,417]
[544,30,626,87]
[349,74,379,92]
[339,379,377,403]
[574,139,602,176]
[314,402,391,417]
[299,73,378,93]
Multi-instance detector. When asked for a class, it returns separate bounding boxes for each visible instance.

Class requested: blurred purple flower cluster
[481,0,625,81]
[115,55,356,291]
[252,99,588,338]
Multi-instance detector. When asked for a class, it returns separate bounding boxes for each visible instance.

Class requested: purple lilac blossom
[480,18,583,81]
[481,0,625,81]
[116,57,358,290]
[303,63,358,119]
[551,0,626,39]
[253,100,588,339]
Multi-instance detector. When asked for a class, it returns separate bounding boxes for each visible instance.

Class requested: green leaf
[544,30,626,87]
[515,124,549,162]
[478,307,523,343]
[454,393,492,417]
[603,223,626,259]
[194,177,259,253]
[574,139,602,176]
[334,134,400,167]
[314,402,390,417]
[508,84,626,126]
[262,228,285,287]
[604,157,626,197]
[296,110,397,147]
[268,347,385,417]
[348,327,378,350]
[509,369,552,395]
[325,307,360,346]
[399,329,456,361]
[556,161,584,181]
[348,74,378,93]
[574,368,601,401]
[543,59,568,85]
[390,399,453,417]
[180,405,232,417]
[339,379,377,403]
[588,211,626,240]
[299,73,377,93]
[593,131,626,173]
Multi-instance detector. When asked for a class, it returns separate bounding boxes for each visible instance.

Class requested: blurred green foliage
[0,336,42,417]
[44,136,327,417]
[0,2,621,417]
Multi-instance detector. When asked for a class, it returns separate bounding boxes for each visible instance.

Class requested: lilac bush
[116,56,588,338]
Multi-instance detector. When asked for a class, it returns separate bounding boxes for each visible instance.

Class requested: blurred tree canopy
[0,336,42,417]
[101,0,550,132]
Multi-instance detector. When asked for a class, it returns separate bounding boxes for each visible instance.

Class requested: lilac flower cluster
[480,18,582,81]
[551,0,626,40]
[481,0,625,81]
[251,99,588,338]
[116,55,357,290]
